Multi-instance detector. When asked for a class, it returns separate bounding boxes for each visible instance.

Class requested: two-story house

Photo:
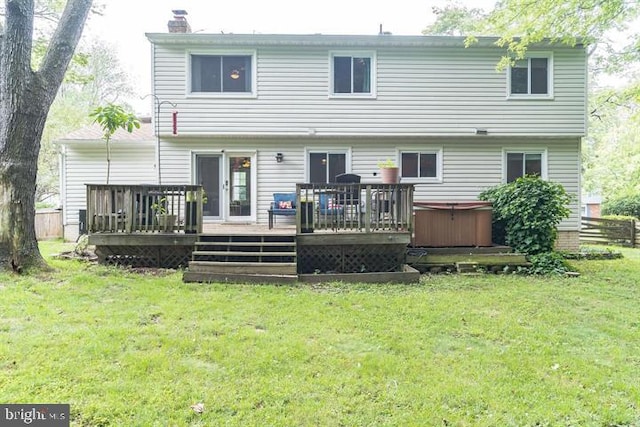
[59,13,586,249]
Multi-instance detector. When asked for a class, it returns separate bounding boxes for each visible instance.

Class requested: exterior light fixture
[475,128,488,135]
[230,69,241,80]
[275,152,284,163]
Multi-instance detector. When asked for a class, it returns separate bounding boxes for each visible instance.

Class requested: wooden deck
[88,223,419,283]
[85,183,417,282]
[84,184,521,281]
[88,222,526,277]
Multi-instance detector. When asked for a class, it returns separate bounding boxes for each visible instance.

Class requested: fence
[580,216,640,247]
[35,209,63,240]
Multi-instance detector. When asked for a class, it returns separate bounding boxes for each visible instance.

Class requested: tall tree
[36,39,134,205]
[583,85,640,199]
[422,2,488,36]
[479,0,640,199]
[479,0,640,76]
[0,0,93,272]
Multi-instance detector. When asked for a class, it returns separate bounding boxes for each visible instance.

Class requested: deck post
[124,188,133,233]
[364,185,372,233]
[86,186,93,233]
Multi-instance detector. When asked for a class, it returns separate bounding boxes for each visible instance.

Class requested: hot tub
[413,201,492,247]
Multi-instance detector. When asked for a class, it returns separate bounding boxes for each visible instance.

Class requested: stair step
[194,241,296,247]
[193,250,296,257]
[198,236,295,243]
[188,261,297,275]
[183,271,298,284]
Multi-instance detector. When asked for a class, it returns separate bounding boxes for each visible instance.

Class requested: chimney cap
[172,9,188,16]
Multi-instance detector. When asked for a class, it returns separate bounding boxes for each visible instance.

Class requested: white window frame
[329,51,377,99]
[502,148,548,183]
[506,52,554,100]
[304,147,352,183]
[186,50,257,98]
[398,148,443,184]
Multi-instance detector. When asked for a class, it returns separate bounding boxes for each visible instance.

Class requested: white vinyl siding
[150,41,586,137]
[60,142,156,241]
[157,137,580,232]
[145,34,584,233]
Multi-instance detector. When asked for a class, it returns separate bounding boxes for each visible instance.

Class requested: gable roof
[146,33,584,50]
[57,120,154,143]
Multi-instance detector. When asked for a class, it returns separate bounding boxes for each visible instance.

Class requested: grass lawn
[1,241,639,426]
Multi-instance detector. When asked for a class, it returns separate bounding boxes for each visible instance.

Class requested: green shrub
[525,251,572,275]
[602,195,640,219]
[479,176,572,255]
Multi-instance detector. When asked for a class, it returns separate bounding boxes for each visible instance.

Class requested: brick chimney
[168,10,191,33]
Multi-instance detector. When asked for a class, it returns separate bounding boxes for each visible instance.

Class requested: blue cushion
[318,194,344,214]
[273,192,297,209]
[271,192,297,217]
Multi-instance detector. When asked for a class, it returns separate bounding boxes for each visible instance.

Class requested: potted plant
[377,158,399,184]
[151,197,177,231]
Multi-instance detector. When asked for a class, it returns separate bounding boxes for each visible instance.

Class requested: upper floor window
[400,150,442,183]
[505,151,546,182]
[508,54,553,98]
[190,54,253,94]
[330,52,375,97]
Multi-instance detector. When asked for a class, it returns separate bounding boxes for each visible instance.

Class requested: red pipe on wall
[172,111,178,135]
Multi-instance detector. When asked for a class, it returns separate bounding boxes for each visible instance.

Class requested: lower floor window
[309,152,346,183]
[400,150,441,182]
[506,152,543,182]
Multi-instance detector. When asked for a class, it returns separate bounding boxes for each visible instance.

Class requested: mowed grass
[1,242,639,426]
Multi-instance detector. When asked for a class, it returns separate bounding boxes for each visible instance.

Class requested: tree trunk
[0,0,94,272]
[106,137,111,184]
[0,86,49,270]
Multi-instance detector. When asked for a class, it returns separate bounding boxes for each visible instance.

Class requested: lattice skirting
[95,245,192,268]
[297,244,406,274]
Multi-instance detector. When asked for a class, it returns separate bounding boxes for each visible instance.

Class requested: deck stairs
[183,233,298,284]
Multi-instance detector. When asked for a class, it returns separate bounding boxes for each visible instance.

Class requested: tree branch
[39,0,93,100]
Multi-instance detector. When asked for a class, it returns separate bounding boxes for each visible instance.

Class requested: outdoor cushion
[270,192,297,215]
[319,193,343,215]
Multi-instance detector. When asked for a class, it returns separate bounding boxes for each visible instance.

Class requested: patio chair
[335,173,362,222]
[317,193,343,229]
[268,192,297,229]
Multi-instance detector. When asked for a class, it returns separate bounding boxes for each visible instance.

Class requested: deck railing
[296,183,414,233]
[86,184,204,234]
[87,183,413,235]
